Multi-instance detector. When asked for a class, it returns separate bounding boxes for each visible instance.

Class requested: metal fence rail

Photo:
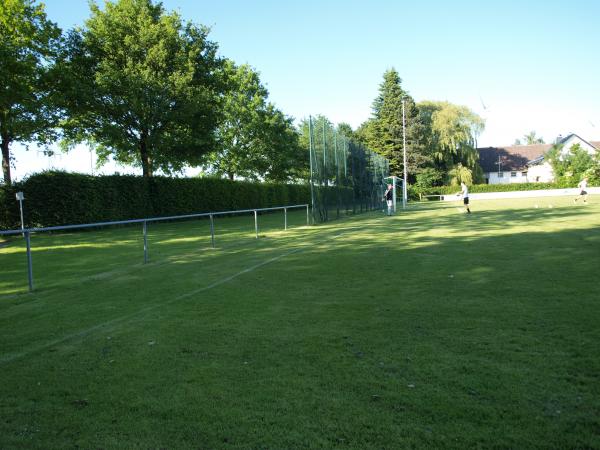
[0,204,310,292]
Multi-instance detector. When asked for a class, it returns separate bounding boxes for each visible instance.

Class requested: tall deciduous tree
[207,60,303,181]
[0,0,61,184]
[207,61,266,180]
[258,105,306,182]
[58,0,223,177]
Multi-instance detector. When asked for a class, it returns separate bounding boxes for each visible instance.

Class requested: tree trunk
[1,133,11,185]
[228,172,234,181]
[140,134,152,178]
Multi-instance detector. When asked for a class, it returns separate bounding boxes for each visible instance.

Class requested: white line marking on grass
[0,232,346,366]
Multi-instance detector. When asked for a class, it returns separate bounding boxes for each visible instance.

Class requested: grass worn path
[1,197,599,449]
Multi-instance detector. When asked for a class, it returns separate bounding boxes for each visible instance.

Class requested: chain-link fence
[307,116,390,223]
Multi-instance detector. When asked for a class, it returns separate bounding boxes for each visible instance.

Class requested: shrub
[415,180,579,199]
[0,171,311,229]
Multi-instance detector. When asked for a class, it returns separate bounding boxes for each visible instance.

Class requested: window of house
[498,172,504,178]
[522,171,527,177]
[511,172,517,177]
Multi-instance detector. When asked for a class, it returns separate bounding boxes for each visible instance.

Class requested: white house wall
[526,162,554,183]
[486,171,531,184]
[560,135,597,156]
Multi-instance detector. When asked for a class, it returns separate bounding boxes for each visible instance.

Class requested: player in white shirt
[456,181,471,213]
[574,177,588,204]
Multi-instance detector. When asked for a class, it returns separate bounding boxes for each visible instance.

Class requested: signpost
[16,192,25,236]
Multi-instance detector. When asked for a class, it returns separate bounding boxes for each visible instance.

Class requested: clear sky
[11,0,600,180]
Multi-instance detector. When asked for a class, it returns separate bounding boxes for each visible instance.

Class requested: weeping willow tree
[448,163,473,186]
[418,101,484,184]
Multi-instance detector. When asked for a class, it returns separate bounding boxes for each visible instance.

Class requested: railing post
[254,210,259,238]
[284,207,288,230]
[25,231,34,292]
[143,221,148,264]
[209,214,215,248]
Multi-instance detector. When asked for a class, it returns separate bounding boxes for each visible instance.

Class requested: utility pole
[401,98,407,209]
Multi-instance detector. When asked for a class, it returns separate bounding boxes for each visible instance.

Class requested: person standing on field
[384,184,394,216]
[574,177,588,204]
[457,181,471,214]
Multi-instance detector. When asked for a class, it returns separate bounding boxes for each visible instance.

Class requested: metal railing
[0,204,310,292]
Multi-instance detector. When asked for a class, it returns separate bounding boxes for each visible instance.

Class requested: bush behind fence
[412,181,578,199]
[0,171,311,229]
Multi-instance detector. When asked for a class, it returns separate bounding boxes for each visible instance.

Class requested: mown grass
[1,196,599,449]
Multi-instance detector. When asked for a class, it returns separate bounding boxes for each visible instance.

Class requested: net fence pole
[308,116,316,224]
[254,210,258,238]
[334,130,340,219]
[209,214,215,248]
[143,221,148,264]
[25,231,34,292]
[322,120,328,222]
[306,204,309,225]
[402,98,407,209]
[284,207,287,230]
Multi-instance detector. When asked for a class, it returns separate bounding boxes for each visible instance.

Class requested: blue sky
[13,0,600,179]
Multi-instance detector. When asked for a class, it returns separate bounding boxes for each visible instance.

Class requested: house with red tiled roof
[477,134,600,184]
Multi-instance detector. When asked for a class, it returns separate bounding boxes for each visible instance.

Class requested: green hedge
[0,171,311,229]
[415,181,578,199]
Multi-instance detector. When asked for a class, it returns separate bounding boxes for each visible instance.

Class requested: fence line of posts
[0,204,309,293]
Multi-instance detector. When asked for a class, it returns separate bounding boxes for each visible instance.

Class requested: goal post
[383,175,405,212]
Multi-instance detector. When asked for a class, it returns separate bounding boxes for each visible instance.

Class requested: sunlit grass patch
[0,197,599,448]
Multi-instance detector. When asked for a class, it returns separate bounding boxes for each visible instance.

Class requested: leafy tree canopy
[417,100,484,183]
[207,60,303,181]
[546,143,596,182]
[0,0,61,184]
[58,0,224,177]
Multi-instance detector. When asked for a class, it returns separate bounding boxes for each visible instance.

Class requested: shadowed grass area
[1,197,599,449]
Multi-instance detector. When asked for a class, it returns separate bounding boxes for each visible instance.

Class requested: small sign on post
[16,192,25,235]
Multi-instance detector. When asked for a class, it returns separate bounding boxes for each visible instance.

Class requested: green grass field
[1,197,599,449]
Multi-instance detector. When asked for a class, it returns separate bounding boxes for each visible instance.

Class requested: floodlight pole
[401,99,407,209]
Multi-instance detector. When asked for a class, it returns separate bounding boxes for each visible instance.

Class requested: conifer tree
[363,69,427,178]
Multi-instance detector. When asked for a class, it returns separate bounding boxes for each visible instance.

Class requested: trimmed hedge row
[416,181,578,198]
[0,171,311,229]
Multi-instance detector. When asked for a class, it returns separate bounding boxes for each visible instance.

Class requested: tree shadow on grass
[1,203,599,448]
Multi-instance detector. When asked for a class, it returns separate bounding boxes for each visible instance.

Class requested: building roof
[558,133,598,149]
[478,144,551,172]
[478,135,599,173]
